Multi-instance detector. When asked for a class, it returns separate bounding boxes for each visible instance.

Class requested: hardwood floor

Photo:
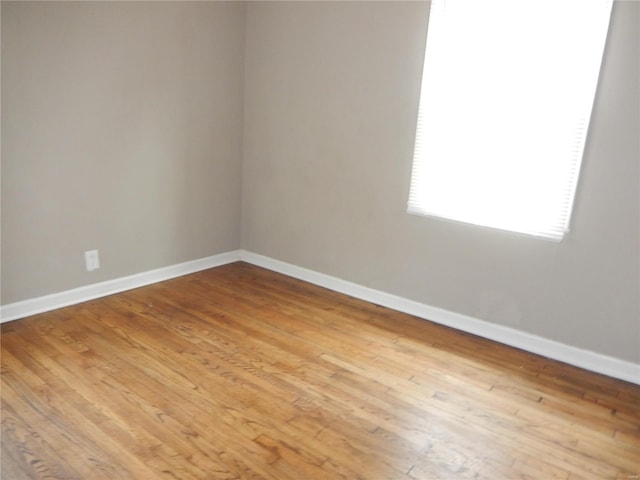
[1,262,639,480]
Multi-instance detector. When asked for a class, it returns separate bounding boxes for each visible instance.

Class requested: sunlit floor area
[2,262,639,479]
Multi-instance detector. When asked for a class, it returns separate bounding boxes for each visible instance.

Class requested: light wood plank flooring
[2,262,639,479]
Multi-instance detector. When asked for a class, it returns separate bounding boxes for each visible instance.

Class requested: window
[408,0,613,240]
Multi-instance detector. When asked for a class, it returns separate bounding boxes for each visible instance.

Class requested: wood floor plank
[2,262,639,480]
[1,329,176,478]
[1,399,83,480]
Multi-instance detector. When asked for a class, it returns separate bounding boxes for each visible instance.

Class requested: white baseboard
[2,248,637,384]
[240,251,640,385]
[0,250,242,323]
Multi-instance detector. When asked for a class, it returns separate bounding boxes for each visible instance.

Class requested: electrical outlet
[85,250,100,271]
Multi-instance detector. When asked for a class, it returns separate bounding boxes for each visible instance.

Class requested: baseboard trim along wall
[1,249,638,385]
[0,250,242,323]
[241,251,640,385]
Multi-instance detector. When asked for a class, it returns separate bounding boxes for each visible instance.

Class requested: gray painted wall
[1,1,246,303]
[242,1,639,363]
[2,1,638,364]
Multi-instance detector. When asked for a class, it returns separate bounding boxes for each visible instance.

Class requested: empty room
[1,1,638,479]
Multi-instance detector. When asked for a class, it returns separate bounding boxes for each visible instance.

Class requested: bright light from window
[408,0,613,240]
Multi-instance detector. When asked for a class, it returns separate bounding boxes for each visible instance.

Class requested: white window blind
[408,0,613,240]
